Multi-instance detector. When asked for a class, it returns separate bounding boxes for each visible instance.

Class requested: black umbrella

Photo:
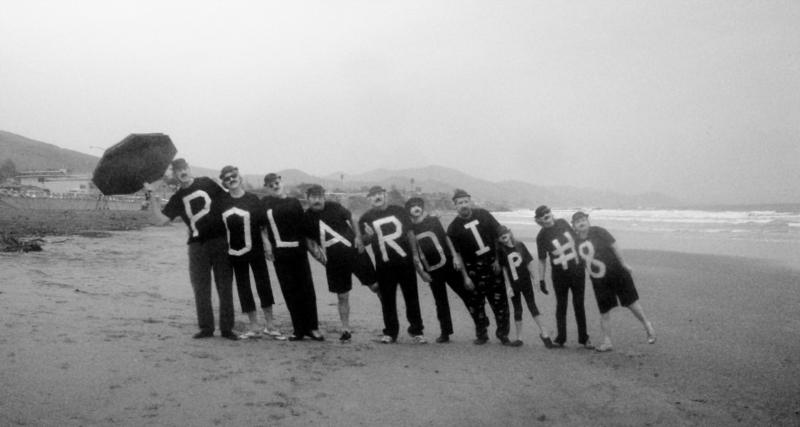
[92,133,177,195]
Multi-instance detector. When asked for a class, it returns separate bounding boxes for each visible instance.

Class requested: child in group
[571,211,655,352]
[497,226,555,348]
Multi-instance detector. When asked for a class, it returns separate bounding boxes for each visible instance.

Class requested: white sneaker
[262,328,287,341]
[595,341,613,352]
[412,335,428,344]
[380,335,395,344]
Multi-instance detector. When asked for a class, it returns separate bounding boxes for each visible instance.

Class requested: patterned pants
[465,259,509,340]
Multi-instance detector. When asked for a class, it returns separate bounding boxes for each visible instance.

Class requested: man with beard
[535,205,591,349]
[262,173,324,341]
[358,186,426,344]
[304,184,377,343]
[144,158,237,340]
[217,166,285,340]
[405,197,488,343]
[446,189,511,345]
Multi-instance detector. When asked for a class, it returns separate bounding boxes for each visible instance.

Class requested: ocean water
[492,206,800,269]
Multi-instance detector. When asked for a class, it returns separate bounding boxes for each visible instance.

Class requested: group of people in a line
[143,158,656,352]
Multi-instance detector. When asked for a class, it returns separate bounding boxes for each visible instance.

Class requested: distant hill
[0,130,99,173]
[1,130,678,208]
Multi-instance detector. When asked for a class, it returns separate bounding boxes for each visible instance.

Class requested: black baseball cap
[219,165,238,180]
[571,211,589,222]
[534,205,551,219]
[367,185,386,197]
[452,189,470,201]
[306,184,325,197]
[405,197,424,210]
[263,173,281,185]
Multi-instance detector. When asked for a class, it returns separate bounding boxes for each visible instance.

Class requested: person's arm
[261,227,274,262]
[529,260,548,294]
[537,258,549,294]
[306,238,326,265]
[610,242,632,272]
[143,182,172,226]
[347,216,366,253]
[406,231,432,282]
[445,236,463,272]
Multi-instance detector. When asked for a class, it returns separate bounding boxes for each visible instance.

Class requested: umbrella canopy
[92,133,177,195]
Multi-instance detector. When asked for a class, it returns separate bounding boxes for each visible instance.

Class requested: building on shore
[14,170,97,195]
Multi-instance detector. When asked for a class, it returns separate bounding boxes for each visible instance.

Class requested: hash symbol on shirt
[551,232,578,271]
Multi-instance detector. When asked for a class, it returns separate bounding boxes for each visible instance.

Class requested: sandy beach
[2,214,800,426]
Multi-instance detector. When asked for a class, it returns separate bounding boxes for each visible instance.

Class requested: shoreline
[1,225,799,425]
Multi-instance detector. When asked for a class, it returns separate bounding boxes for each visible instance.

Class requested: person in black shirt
[497,226,554,348]
[262,173,323,341]
[571,211,655,352]
[358,185,426,344]
[406,197,487,343]
[144,158,237,340]
[535,205,590,348]
[304,184,377,343]
[218,166,285,340]
[447,189,511,345]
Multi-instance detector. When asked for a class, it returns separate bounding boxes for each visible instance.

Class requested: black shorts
[591,268,639,314]
[326,250,376,294]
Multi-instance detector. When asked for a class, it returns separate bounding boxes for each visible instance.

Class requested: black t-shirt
[262,195,308,258]
[358,205,413,269]
[536,218,583,275]
[576,226,622,280]
[305,201,357,269]
[161,177,227,244]
[218,192,266,259]
[410,215,451,272]
[447,208,502,265]
[498,241,534,284]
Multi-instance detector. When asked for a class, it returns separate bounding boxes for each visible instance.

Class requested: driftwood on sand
[0,234,43,252]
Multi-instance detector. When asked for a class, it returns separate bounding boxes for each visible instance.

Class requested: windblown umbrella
[92,133,177,195]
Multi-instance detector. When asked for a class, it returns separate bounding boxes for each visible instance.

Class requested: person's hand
[265,249,275,262]
[492,260,501,274]
[316,247,327,265]
[420,271,432,283]
[355,239,365,253]
[369,283,379,294]
[464,277,475,292]
[363,224,375,237]
[539,280,549,295]
[452,255,464,271]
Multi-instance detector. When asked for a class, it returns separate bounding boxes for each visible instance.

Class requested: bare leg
[514,319,523,341]
[246,311,258,331]
[531,315,551,338]
[262,306,274,330]
[596,312,613,351]
[338,292,351,332]
[626,301,655,343]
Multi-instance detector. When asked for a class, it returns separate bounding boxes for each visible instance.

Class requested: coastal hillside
[0,130,99,173]
[1,129,678,208]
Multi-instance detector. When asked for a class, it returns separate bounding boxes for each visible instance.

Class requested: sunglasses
[222,174,238,183]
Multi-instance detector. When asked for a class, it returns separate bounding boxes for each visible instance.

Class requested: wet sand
[1,223,800,426]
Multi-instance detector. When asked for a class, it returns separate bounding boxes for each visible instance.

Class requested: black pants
[429,264,487,337]
[466,260,509,341]
[274,253,319,336]
[552,271,589,345]
[376,261,423,339]
[231,254,274,313]
[188,237,234,334]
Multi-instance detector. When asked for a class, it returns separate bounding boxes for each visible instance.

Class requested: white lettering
[182,191,211,238]
[372,216,407,262]
[267,209,299,248]
[507,252,523,281]
[551,232,578,271]
[578,241,606,279]
[464,220,490,256]
[416,231,446,271]
[222,207,252,256]
[319,220,352,253]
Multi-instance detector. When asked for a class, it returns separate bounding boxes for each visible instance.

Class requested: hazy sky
[1,1,798,204]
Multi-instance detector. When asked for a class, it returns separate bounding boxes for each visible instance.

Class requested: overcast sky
[1,1,798,204]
